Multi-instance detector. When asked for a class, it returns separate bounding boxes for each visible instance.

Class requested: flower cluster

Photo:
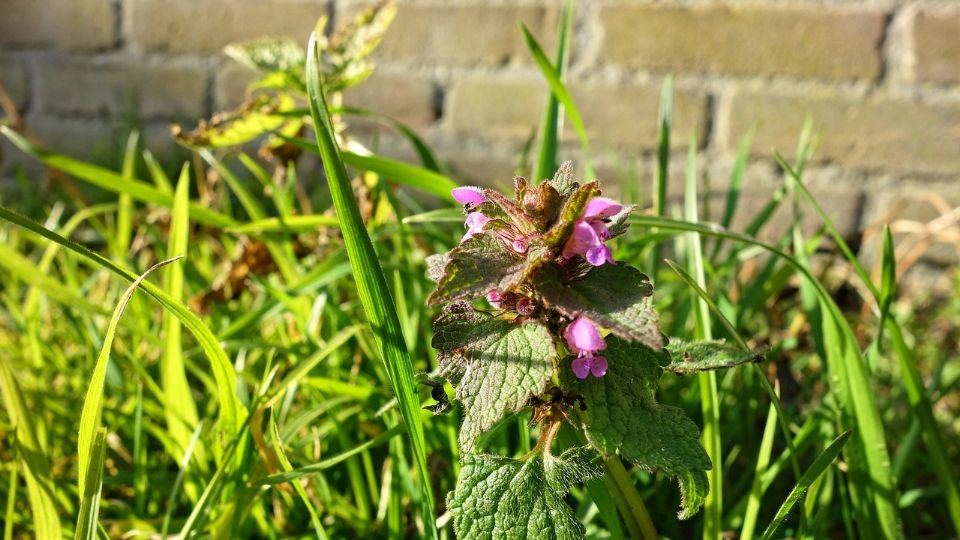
[448,176,624,379]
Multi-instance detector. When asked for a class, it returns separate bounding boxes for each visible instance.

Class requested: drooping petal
[561,219,602,259]
[589,356,608,378]
[461,211,491,241]
[452,186,487,205]
[564,317,606,355]
[590,220,610,240]
[571,356,591,379]
[585,244,614,266]
[584,197,622,220]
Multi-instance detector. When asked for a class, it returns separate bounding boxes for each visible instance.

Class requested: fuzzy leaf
[484,189,538,235]
[665,339,764,375]
[535,263,663,350]
[564,336,711,518]
[547,160,578,196]
[425,253,449,283]
[428,233,524,305]
[606,204,636,238]
[433,304,556,451]
[225,38,306,86]
[174,94,295,149]
[543,180,600,247]
[448,447,600,539]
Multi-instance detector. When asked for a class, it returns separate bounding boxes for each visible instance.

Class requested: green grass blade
[268,412,328,540]
[655,78,672,220]
[114,131,138,260]
[0,126,235,228]
[0,205,244,456]
[520,22,594,178]
[305,25,437,538]
[336,106,443,172]
[160,421,205,537]
[681,136,723,540]
[532,0,573,183]
[200,149,267,220]
[77,257,179,496]
[0,359,62,539]
[718,132,751,231]
[74,427,108,540]
[0,243,108,316]
[740,400,778,540]
[162,167,202,465]
[761,431,852,540]
[225,214,341,234]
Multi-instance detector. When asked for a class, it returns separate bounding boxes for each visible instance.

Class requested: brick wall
[1,0,959,256]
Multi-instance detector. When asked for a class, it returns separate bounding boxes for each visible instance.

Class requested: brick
[35,57,209,121]
[374,4,557,65]
[913,9,960,84]
[0,0,115,51]
[726,90,960,174]
[125,0,330,54]
[599,5,885,80]
[448,76,547,138]
[570,82,707,151]
[213,63,258,111]
[0,54,29,112]
[25,114,116,162]
[343,71,436,127]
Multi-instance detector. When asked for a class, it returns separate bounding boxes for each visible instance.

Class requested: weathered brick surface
[0,54,29,111]
[570,82,707,150]
[34,57,209,120]
[599,5,885,80]
[213,63,258,111]
[0,0,115,51]
[373,4,557,65]
[448,76,547,138]
[125,0,330,53]
[726,90,960,174]
[913,9,960,84]
[343,71,436,127]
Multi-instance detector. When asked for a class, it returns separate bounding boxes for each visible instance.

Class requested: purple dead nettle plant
[427,162,761,537]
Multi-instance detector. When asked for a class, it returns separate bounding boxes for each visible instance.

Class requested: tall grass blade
[532,0,573,183]
[74,427,108,540]
[681,136,723,540]
[305,25,437,538]
[0,359,62,539]
[162,167,202,465]
[650,77,672,275]
[0,205,244,455]
[77,257,179,496]
[520,22,594,178]
[160,421,204,537]
[0,126,235,228]
[761,430,852,540]
[113,131,138,260]
[780,155,957,535]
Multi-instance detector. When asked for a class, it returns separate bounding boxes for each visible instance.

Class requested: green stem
[604,455,658,540]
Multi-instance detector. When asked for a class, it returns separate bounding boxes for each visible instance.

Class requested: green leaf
[547,160,577,197]
[225,37,306,87]
[448,447,600,539]
[664,339,764,375]
[175,94,294,149]
[534,263,662,350]
[532,0,573,184]
[322,1,396,91]
[428,233,526,305]
[74,428,108,540]
[564,336,711,518]
[432,304,556,451]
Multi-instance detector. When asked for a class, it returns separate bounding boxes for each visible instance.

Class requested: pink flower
[561,197,622,266]
[462,211,491,242]
[516,297,535,316]
[564,317,608,379]
[486,290,503,309]
[452,186,487,206]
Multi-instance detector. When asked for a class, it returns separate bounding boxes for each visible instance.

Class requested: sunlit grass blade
[681,135,722,540]
[761,430,852,540]
[0,205,244,456]
[113,130,138,260]
[0,243,108,316]
[74,427,108,540]
[200,149,267,220]
[532,0,573,183]
[0,126,235,228]
[226,214,340,234]
[78,257,179,497]
[268,411,328,539]
[655,78,672,220]
[740,401,778,540]
[160,421,204,537]
[162,167,203,466]
[305,24,437,538]
[778,154,959,535]
[0,358,62,539]
[520,22,594,178]
[335,105,443,172]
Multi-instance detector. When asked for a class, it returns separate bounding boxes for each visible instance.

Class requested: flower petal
[571,356,591,379]
[585,244,614,266]
[452,186,487,205]
[584,197,622,219]
[564,317,606,354]
[486,290,502,308]
[561,219,602,259]
[461,212,491,241]
[590,356,608,378]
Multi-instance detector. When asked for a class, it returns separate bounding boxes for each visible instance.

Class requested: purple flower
[561,197,622,266]
[564,317,608,379]
[516,297,535,316]
[486,290,503,309]
[452,186,487,206]
[462,211,491,242]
